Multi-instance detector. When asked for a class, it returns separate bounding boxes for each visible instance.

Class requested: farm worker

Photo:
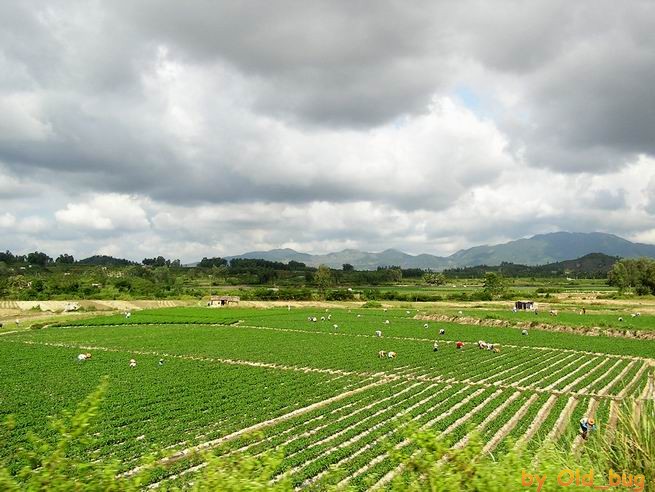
[129,358,137,368]
[456,341,464,349]
[15,319,20,325]
[493,347,501,353]
[312,317,317,322]
[439,328,445,335]
[582,308,586,314]
[384,320,390,324]
[458,311,462,315]
[333,324,339,329]
[478,340,488,350]
[77,353,87,362]
[126,312,131,319]
[387,351,396,359]
[433,341,439,352]
[406,310,410,314]
[522,329,528,336]
[512,307,517,313]
[579,417,596,439]
[328,314,332,320]
[618,317,624,322]
[357,314,361,318]
[423,323,429,328]
[321,316,325,321]
[378,350,387,358]
[375,330,382,337]
[159,359,164,366]
[85,353,92,360]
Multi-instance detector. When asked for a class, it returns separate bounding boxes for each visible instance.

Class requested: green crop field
[1,306,653,490]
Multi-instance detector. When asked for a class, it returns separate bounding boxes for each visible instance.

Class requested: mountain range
[224,232,655,270]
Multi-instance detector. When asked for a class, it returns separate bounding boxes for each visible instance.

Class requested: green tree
[55,254,75,264]
[423,272,446,285]
[314,264,333,295]
[342,263,354,272]
[483,272,507,298]
[26,252,52,266]
[608,257,655,295]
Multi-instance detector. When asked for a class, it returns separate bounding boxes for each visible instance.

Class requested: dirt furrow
[571,398,599,454]
[617,362,648,399]
[369,389,504,490]
[543,356,597,390]
[479,393,539,457]
[578,358,622,394]
[453,391,522,449]
[120,379,387,478]
[509,352,577,387]
[514,394,558,450]
[598,360,636,396]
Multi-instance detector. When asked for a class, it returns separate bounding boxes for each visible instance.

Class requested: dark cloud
[1,1,655,259]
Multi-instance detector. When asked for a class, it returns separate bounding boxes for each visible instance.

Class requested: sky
[1,0,655,262]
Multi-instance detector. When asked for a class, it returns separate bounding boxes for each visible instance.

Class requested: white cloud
[0,212,16,228]
[55,194,150,231]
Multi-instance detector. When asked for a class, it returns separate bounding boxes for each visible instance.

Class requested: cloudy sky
[1,1,655,262]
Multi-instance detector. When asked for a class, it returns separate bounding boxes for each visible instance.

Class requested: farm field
[1,306,653,490]
[430,306,655,332]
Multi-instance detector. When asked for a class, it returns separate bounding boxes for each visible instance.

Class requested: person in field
[378,350,386,358]
[433,341,439,352]
[456,341,464,349]
[439,328,445,335]
[387,351,396,359]
[125,311,131,319]
[159,358,164,366]
[478,340,488,350]
[77,353,88,362]
[580,417,596,439]
[522,329,528,336]
[129,358,137,368]
[375,330,382,337]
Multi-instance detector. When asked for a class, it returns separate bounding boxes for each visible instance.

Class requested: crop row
[0,340,367,475]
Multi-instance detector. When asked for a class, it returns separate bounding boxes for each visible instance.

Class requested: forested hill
[443,253,619,278]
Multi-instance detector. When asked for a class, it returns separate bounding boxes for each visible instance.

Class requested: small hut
[515,300,535,311]
[209,295,240,307]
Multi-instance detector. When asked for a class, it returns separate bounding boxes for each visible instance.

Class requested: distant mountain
[449,232,655,266]
[444,253,620,278]
[77,255,136,266]
[225,248,450,270]
[223,232,655,270]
